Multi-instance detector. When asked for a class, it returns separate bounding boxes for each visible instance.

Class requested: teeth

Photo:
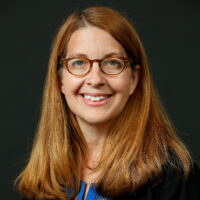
[83,95,109,101]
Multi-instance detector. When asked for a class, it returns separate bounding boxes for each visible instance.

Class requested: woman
[16,6,200,200]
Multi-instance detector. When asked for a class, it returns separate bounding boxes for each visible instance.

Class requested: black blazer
[113,162,200,200]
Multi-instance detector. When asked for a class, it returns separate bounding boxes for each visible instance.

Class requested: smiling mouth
[81,94,112,102]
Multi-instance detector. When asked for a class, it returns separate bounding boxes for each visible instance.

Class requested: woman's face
[60,26,139,127]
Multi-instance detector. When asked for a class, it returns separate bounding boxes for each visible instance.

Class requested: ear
[129,65,140,95]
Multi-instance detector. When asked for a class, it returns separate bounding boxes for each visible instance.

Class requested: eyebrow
[67,52,125,59]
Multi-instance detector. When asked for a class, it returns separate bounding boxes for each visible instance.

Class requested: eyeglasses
[59,56,130,77]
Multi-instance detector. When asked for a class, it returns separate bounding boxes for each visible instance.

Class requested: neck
[78,120,108,150]
[76,118,113,162]
[76,118,115,183]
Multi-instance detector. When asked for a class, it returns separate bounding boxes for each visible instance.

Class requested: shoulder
[158,162,200,199]
[143,162,200,200]
[114,162,200,200]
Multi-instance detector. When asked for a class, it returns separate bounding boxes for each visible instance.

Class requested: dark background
[1,0,200,199]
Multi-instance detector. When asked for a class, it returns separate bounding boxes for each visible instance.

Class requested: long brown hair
[15,6,192,199]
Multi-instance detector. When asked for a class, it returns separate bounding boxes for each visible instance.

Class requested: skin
[60,26,140,198]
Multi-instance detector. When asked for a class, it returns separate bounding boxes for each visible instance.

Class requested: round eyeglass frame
[59,56,131,77]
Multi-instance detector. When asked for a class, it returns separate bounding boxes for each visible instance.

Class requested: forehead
[66,26,126,58]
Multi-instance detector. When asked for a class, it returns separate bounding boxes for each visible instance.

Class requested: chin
[78,115,116,126]
[85,118,111,125]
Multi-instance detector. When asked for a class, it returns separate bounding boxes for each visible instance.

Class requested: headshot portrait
[15,5,200,200]
[1,1,200,200]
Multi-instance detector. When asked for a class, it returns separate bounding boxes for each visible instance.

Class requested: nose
[85,61,106,86]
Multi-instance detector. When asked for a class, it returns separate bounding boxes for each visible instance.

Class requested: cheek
[61,76,83,96]
[110,75,132,93]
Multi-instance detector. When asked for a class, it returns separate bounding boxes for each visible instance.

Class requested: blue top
[75,181,109,200]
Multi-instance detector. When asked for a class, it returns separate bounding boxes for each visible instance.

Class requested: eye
[72,59,86,66]
[108,60,119,65]
[68,58,89,69]
[102,58,122,67]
